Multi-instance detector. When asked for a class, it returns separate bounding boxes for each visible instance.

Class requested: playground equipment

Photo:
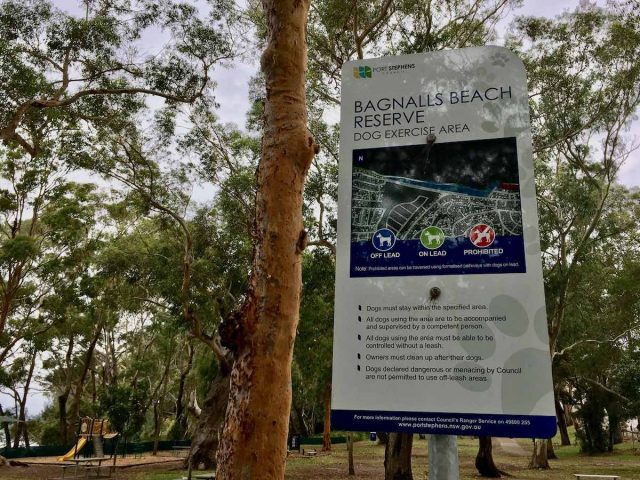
[58,437,87,462]
[57,418,118,461]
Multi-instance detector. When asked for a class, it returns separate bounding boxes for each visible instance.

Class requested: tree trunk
[475,437,500,477]
[59,336,75,444]
[384,433,413,480]
[91,369,97,406]
[58,391,70,444]
[292,405,308,437]
[190,363,232,469]
[175,344,194,439]
[13,353,36,449]
[321,382,331,452]
[546,438,557,459]
[70,323,103,423]
[377,432,389,445]
[153,401,160,456]
[214,0,315,477]
[347,433,355,475]
[0,272,22,342]
[528,438,549,469]
[0,404,10,449]
[555,390,570,446]
[564,403,574,427]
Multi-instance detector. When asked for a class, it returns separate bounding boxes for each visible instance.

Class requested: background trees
[509,2,640,466]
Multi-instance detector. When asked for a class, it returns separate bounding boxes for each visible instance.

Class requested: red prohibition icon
[469,224,495,248]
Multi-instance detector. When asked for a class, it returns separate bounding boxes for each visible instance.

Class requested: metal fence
[1,439,192,459]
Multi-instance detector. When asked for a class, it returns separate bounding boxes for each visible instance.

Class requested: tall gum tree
[215,0,316,477]
[508,2,640,467]
[0,1,235,452]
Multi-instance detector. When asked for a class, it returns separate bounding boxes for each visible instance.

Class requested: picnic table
[174,474,215,480]
[574,475,620,480]
[48,456,115,480]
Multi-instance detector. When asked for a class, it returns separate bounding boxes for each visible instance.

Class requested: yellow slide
[57,437,87,461]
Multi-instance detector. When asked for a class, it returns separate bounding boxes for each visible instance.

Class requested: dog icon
[372,229,396,251]
[420,227,445,250]
[376,232,393,247]
[473,229,492,243]
[426,233,442,245]
[470,224,495,247]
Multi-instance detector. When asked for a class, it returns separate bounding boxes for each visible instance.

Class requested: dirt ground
[0,454,184,479]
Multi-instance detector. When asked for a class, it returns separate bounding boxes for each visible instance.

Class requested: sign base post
[428,435,459,480]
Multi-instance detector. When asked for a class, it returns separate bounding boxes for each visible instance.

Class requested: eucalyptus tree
[0,0,234,156]
[550,190,640,453]
[291,250,335,442]
[0,143,101,358]
[210,0,321,474]
[0,341,36,447]
[39,230,169,445]
[554,241,640,452]
[508,2,640,467]
[74,101,258,465]
[0,141,102,448]
[96,195,254,465]
[0,1,237,386]
[306,0,519,106]
[185,154,256,468]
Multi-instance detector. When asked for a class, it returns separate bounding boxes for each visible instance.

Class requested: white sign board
[331,47,556,438]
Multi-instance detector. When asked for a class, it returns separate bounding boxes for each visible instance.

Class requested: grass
[3,433,633,480]
[132,435,640,480]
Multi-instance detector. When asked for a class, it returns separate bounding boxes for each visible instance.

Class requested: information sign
[331,47,556,438]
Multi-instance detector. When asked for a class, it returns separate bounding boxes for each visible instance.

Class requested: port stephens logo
[352,63,415,79]
[353,66,372,79]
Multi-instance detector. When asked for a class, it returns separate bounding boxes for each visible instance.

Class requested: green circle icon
[420,226,445,249]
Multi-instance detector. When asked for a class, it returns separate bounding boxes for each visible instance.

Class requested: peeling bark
[214,0,315,477]
[188,390,202,418]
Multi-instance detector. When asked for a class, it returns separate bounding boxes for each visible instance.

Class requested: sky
[5,0,637,421]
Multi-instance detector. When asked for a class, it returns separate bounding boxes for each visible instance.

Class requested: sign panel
[331,47,556,438]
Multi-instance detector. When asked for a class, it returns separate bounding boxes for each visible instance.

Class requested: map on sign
[350,137,526,277]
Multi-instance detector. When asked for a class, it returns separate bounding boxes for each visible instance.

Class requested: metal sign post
[429,435,459,480]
